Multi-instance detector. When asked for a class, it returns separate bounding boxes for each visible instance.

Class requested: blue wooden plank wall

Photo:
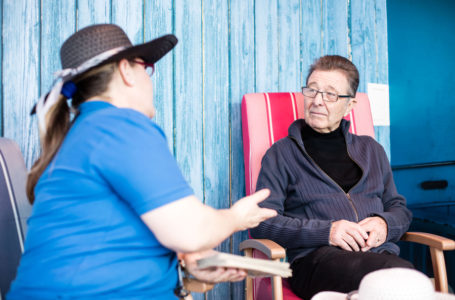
[0,0,389,298]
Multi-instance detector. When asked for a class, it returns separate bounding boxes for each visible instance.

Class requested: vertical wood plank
[255,0,279,92]
[374,0,388,85]
[203,1,231,298]
[3,0,41,167]
[174,0,204,206]
[277,0,300,91]
[41,0,76,98]
[77,0,111,28]
[373,0,390,159]
[229,0,256,298]
[322,0,348,57]
[300,0,322,83]
[350,0,376,93]
[144,0,175,152]
[111,0,143,44]
[351,0,390,156]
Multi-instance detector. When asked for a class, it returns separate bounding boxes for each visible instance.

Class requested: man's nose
[313,91,325,105]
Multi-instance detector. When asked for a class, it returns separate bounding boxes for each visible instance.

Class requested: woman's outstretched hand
[181,250,247,283]
[230,189,277,231]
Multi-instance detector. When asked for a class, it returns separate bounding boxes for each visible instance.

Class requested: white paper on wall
[367,83,390,126]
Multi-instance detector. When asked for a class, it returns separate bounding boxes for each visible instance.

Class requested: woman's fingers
[244,189,270,204]
[232,190,277,231]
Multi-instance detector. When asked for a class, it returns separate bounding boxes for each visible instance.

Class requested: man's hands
[358,216,388,252]
[329,217,388,252]
[181,250,247,283]
[329,220,368,251]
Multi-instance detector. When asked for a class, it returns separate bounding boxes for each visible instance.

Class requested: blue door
[388,0,455,220]
[388,0,455,288]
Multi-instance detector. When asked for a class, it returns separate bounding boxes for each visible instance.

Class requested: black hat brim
[104,34,178,65]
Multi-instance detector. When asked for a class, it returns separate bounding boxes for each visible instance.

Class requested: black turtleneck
[301,123,362,193]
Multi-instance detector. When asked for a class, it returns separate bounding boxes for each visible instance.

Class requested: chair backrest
[0,138,31,297]
[241,92,374,196]
[241,92,375,300]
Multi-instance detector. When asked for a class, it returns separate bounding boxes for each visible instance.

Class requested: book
[196,252,292,278]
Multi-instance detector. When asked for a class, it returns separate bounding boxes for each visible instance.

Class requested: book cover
[196,252,292,278]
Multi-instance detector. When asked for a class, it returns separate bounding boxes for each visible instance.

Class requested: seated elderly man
[250,55,413,299]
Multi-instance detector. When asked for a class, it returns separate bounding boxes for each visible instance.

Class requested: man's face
[304,70,355,133]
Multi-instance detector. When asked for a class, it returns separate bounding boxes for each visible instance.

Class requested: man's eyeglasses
[301,87,352,102]
[133,60,155,76]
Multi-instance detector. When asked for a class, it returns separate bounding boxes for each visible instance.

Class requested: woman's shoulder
[83,106,165,139]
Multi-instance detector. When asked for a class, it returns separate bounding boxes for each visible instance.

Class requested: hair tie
[61,81,77,99]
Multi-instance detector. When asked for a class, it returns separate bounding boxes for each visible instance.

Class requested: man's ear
[344,97,357,117]
[117,59,135,86]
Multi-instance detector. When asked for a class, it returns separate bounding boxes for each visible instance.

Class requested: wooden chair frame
[240,233,455,300]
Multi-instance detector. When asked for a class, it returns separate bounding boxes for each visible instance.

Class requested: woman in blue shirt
[7,24,276,300]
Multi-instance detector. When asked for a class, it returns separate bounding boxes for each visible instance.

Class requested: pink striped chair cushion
[241,92,375,300]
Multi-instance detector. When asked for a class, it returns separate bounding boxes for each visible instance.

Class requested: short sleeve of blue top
[8,101,193,300]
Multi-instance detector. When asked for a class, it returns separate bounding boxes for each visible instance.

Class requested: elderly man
[250,55,413,299]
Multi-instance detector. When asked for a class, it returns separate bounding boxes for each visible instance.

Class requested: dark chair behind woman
[0,138,31,298]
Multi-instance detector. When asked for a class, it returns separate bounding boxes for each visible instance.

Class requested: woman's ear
[117,59,136,86]
[344,97,357,117]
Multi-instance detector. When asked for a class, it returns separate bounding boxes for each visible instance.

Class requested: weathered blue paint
[174,0,204,202]
[323,0,348,57]
[229,0,256,297]
[255,0,279,92]
[2,0,41,168]
[0,1,390,299]
[41,0,76,102]
[277,0,300,92]
[203,0,231,298]
[300,0,322,82]
[145,0,175,151]
[76,0,111,28]
[350,0,390,158]
[112,0,143,44]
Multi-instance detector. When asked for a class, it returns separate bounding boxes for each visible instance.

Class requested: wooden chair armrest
[239,239,286,260]
[401,231,455,293]
[401,232,455,251]
[240,239,286,300]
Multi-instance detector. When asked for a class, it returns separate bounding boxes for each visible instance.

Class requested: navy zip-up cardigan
[250,119,412,263]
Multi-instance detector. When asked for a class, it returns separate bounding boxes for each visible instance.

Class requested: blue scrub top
[8,101,193,299]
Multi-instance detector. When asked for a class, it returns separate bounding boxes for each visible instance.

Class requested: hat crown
[358,268,436,300]
[60,24,132,69]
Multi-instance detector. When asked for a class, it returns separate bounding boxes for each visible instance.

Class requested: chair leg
[272,275,283,300]
[244,248,253,300]
[271,258,283,300]
[429,247,449,293]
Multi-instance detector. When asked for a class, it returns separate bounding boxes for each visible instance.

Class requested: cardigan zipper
[290,135,363,222]
[345,142,364,222]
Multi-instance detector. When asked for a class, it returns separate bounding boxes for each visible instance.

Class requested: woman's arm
[250,146,335,249]
[141,189,277,253]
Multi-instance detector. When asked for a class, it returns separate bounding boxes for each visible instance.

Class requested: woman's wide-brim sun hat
[311,268,455,300]
[33,23,177,134]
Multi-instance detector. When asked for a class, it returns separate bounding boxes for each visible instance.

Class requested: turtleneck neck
[301,121,362,193]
